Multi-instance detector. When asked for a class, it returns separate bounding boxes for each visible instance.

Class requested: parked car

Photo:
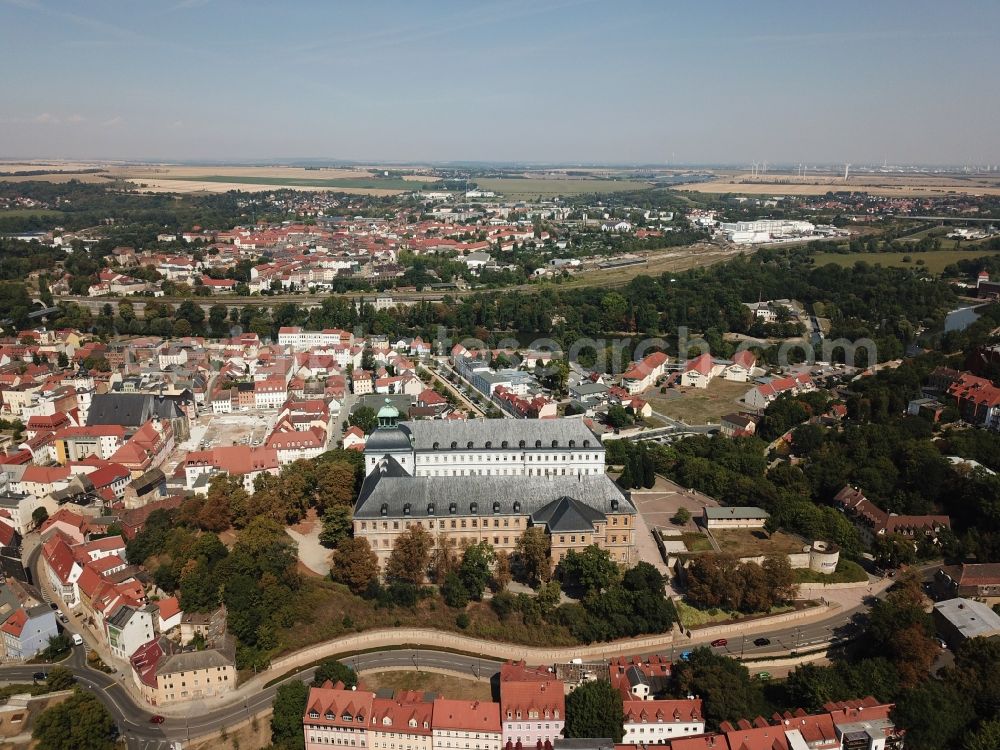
[49,603,58,610]
[754,637,771,647]
[32,672,46,681]
[711,638,728,647]
[149,715,165,724]
[58,614,68,624]
[755,671,772,681]
[72,633,84,646]
[679,650,692,661]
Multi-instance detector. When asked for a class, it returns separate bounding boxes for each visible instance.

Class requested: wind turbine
[844,163,852,181]
[751,161,758,178]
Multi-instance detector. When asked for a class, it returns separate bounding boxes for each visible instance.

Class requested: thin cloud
[102,116,124,127]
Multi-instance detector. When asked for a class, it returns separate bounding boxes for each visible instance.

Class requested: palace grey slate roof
[532,495,609,532]
[394,419,601,451]
[355,470,633,521]
[703,506,770,520]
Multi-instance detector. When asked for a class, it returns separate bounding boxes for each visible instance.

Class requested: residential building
[369,690,434,750]
[936,563,1000,598]
[432,698,502,750]
[130,635,236,705]
[622,699,705,744]
[106,603,158,660]
[304,681,374,750]
[499,674,564,748]
[0,605,57,661]
[621,353,669,395]
[834,485,950,542]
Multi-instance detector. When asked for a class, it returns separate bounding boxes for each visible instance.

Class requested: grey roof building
[934,597,1000,645]
[355,407,637,568]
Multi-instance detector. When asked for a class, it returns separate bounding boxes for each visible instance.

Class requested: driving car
[710,638,728,647]
[32,672,46,681]
[754,637,771,647]
[149,715,165,724]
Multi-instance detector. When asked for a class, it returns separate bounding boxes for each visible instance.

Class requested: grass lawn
[675,599,796,629]
[681,532,714,552]
[812,249,1000,275]
[794,559,868,584]
[713,529,807,558]
[475,177,653,198]
[646,379,750,425]
[362,671,494,701]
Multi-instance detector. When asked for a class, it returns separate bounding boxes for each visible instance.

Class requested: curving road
[0,649,502,749]
[0,598,870,749]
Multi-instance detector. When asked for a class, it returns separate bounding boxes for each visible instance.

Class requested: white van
[71,634,84,647]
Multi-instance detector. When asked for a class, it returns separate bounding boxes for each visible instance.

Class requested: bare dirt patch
[360,671,494,701]
[646,379,750,424]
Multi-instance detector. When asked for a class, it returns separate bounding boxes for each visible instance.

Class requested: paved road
[0,649,501,749]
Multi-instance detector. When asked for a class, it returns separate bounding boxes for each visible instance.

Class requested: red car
[149,715,165,724]
[710,638,728,647]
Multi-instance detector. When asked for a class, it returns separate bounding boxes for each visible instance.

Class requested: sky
[1,0,998,165]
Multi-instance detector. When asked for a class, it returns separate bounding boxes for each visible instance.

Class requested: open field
[646,379,750,424]
[476,177,653,198]
[677,172,1000,197]
[554,242,755,290]
[713,528,808,558]
[812,249,1000,275]
[361,671,494,701]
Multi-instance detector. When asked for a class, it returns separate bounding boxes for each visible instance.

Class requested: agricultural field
[811,249,1000,275]
[475,177,653,198]
[676,171,1000,197]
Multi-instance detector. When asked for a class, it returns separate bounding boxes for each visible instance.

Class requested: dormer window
[583,440,591,447]
[433,442,440,449]
[409,719,417,728]
[450,503,457,514]
[427,503,435,515]
[467,441,474,449]
[485,441,492,448]
[451,441,458,449]
[493,501,500,513]
[383,717,392,726]
[519,440,526,448]
[380,503,388,516]
[470,502,478,514]
[513,501,521,512]
[325,711,335,720]
[342,713,352,722]
[501,441,509,448]
[535,440,542,448]
[403,503,411,516]
[309,710,320,719]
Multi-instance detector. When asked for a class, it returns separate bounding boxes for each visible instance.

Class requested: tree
[46,665,75,691]
[564,680,624,742]
[492,550,512,591]
[318,506,353,549]
[557,545,620,597]
[606,405,632,430]
[331,537,379,595]
[458,541,495,600]
[312,659,358,689]
[964,719,1000,750]
[762,554,798,605]
[671,507,691,525]
[674,648,764,730]
[271,680,309,750]
[349,406,378,435]
[385,525,432,585]
[33,689,117,750]
[441,572,470,608]
[514,527,551,586]
[32,505,49,529]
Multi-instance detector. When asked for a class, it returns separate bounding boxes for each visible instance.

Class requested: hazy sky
[2,0,997,165]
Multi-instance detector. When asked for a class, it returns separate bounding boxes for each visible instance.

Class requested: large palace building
[353,402,637,570]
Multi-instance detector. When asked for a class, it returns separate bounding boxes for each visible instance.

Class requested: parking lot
[629,476,720,533]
